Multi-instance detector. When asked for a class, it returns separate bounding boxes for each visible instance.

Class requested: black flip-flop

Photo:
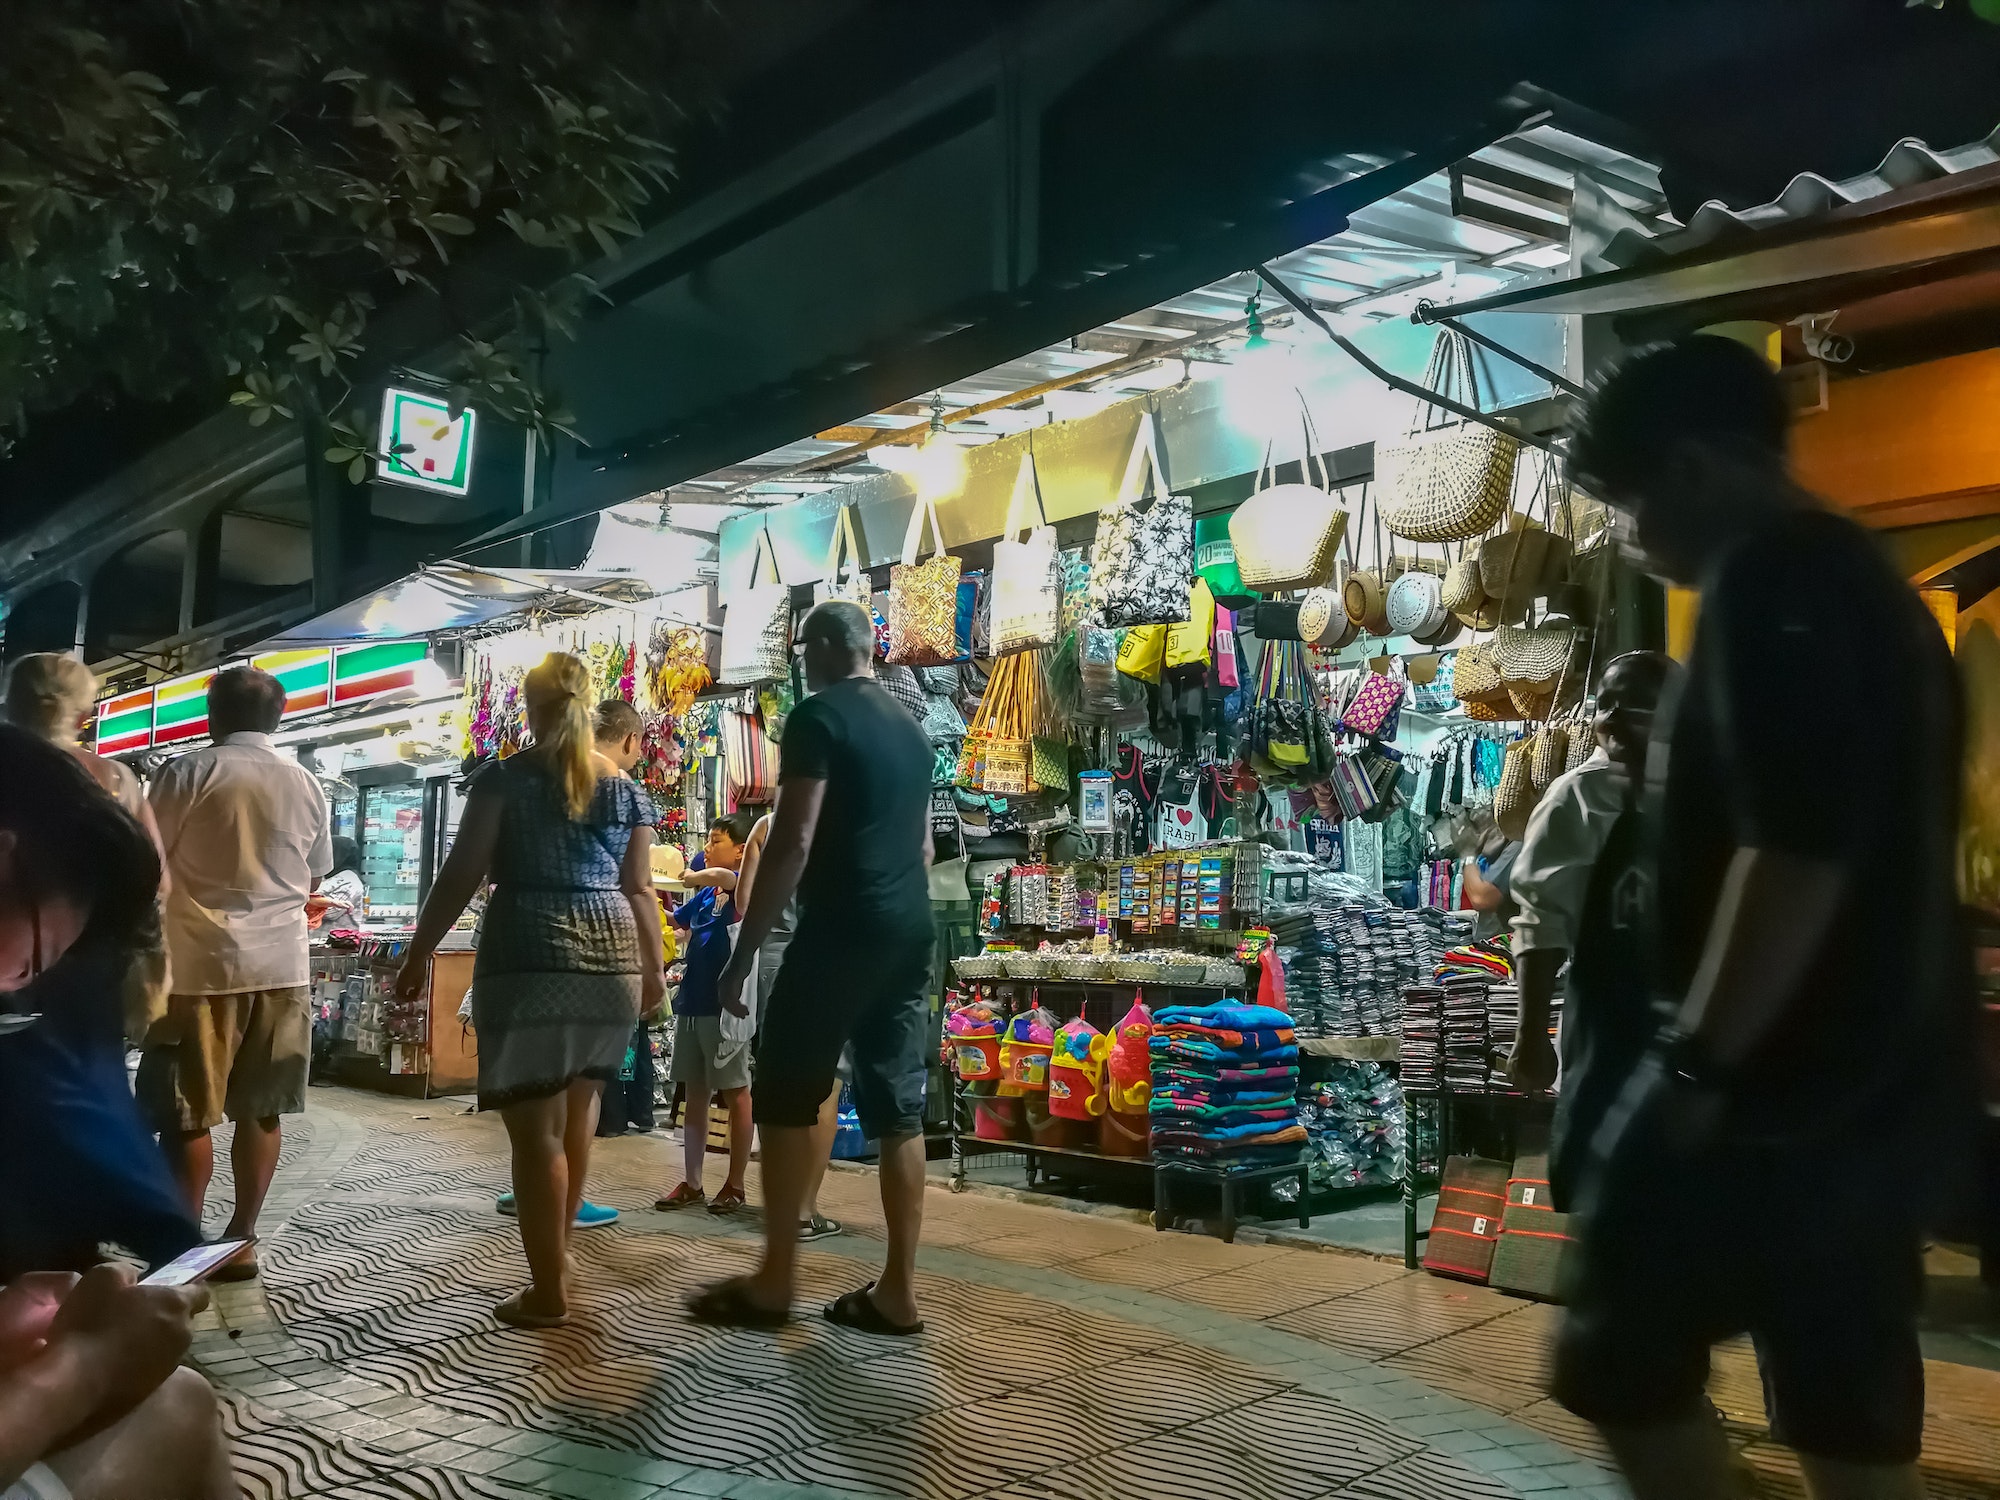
[685,1277,790,1328]
[823,1283,924,1338]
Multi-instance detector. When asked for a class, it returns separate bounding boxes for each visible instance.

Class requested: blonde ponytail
[523,652,595,819]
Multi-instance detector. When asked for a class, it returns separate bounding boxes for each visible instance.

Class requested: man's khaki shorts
[136,987,311,1133]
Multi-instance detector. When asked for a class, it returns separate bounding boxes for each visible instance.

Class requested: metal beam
[1256,265,1561,456]
[456,106,1544,558]
[1414,302,1587,398]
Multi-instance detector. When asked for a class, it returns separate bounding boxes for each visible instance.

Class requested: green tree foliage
[0,1,718,468]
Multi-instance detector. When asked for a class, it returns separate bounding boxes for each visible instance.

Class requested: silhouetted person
[1555,335,1975,1500]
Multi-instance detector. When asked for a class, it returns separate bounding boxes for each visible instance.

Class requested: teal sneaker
[495,1193,620,1228]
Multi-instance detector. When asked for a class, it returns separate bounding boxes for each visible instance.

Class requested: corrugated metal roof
[655,121,1666,518]
[1605,128,2000,265]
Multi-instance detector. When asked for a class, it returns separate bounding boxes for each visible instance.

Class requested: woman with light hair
[4,654,168,867]
[4,653,171,1034]
[396,653,664,1328]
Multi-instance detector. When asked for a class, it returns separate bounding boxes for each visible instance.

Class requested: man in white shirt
[138,667,332,1269]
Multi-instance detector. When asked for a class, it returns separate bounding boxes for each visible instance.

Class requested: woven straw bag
[1343,569,1389,634]
[718,527,793,686]
[887,495,962,666]
[1385,568,1448,637]
[1494,625,1577,685]
[1441,554,1487,613]
[1480,525,1573,607]
[1494,738,1539,840]
[1232,414,1347,591]
[1464,698,1508,723]
[1451,642,1509,708]
[1378,329,1521,542]
[1531,723,1570,790]
[1412,610,1463,648]
[1506,680,1550,723]
[1564,711,1595,771]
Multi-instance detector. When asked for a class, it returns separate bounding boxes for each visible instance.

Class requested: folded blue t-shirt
[1153,1002,1294,1031]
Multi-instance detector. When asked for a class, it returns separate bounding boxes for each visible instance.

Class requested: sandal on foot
[685,1277,789,1328]
[823,1282,924,1338]
[653,1183,706,1211]
[210,1248,259,1282]
[707,1185,747,1215]
[495,1293,568,1330]
[798,1214,844,1243]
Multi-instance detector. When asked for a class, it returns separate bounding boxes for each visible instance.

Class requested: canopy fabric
[258,564,651,646]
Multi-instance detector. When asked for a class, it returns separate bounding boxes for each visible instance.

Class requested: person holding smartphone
[0,726,198,1282]
[0,1266,235,1500]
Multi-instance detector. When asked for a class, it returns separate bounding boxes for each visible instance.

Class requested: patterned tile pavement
[186,1088,2000,1500]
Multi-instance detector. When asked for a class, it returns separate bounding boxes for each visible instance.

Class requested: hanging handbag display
[1493,736,1539,840]
[1451,641,1512,712]
[1297,587,1344,647]
[1229,408,1347,592]
[1377,327,1522,543]
[968,653,1030,796]
[814,504,871,608]
[1479,452,1576,615]
[1530,723,1571,791]
[1166,577,1217,669]
[1339,666,1408,740]
[718,528,793,686]
[1026,655,1069,794]
[1385,566,1448,638]
[1087,411,1195,627]
[989,450,1061,654]
[1194,512,1248,602]
[886,494,962,666]
[721,705,779,807]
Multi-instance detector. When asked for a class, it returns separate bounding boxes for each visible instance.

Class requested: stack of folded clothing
[1434,935,1513,982]
[1399,985,1442,1092]
[1148,1002,1303,1165]
[1441,977,1492,1091]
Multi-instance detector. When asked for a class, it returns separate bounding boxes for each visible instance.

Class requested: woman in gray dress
[398,653,664,1327]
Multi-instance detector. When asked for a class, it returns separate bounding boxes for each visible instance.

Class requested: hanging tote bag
[989,451,1061,654]
[1166,577,1217,669]
[718,528,792,686]
[1087,411,1195,627]
[975,654,1032,796]
[814,504,871,608]
[886,494,962,666]
[1026,654,1069,793]
[1230,411,1347,592]
[1194,512,1247,601]
[1377,327,1522,543]
[1493,736,1540,840]
[1339,668,1407,739]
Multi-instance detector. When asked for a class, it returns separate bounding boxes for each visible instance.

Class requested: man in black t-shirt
[687,601,937,1336]
[1554,336,1975,1500]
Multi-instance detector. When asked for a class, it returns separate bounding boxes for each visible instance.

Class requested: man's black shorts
[752,915,934,1140]
[1554,1131,1924,1466]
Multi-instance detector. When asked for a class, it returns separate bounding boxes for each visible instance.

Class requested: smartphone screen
[141,1239,252,1287]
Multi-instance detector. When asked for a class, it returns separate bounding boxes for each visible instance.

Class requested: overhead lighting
[871,394,969,500]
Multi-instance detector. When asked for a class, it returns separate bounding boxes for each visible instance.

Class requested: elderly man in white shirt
[137,667,332,1271]
[1504,652,1673,1097]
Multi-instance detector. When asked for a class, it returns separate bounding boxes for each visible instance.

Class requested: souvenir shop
[688,314,1622,1267]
